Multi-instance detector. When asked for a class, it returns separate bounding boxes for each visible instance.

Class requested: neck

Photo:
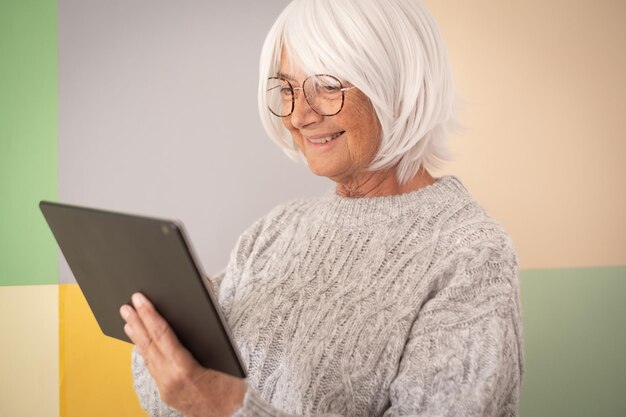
[335,168,435,198]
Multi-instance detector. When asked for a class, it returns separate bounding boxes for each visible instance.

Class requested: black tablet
[40,201,246,378]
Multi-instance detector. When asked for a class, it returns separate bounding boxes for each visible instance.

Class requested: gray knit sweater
[132,176,524,417]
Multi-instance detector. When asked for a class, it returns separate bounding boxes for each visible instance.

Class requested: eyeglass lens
[266,75,345,117]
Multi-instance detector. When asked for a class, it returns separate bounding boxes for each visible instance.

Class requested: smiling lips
[306,131,345,144]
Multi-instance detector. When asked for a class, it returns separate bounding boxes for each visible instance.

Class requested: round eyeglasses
[266,74,356,117]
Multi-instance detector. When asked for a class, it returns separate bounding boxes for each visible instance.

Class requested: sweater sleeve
[132,349,183,417]
[232,236,523,417]
[381,236,524,417]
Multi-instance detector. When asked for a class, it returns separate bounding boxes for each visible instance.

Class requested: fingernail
[120,305,130,319]
[132,293,144,308]
[124,323,133,336]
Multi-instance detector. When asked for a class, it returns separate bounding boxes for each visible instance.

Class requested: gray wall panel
[58,0,328,282]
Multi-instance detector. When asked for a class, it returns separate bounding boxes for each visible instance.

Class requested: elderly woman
[120,0,524,416]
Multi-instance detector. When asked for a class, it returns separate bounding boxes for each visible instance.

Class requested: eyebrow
[277,72,297,82]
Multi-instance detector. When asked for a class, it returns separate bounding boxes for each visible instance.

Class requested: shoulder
[431,177,517,265]
[219,196,320,295]
[444,206,516,265]
[416,186,522,334]
[421,178,519,292]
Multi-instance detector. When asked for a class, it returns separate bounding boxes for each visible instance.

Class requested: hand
[120,293,245,417]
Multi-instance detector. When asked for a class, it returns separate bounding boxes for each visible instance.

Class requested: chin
[306,161,337,179]
[307,166,331,178]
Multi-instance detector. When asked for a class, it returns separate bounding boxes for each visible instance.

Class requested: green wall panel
[0,0,57,285]
[520,266,626,417]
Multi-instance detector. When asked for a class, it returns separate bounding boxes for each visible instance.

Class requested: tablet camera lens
[161,224,170,235]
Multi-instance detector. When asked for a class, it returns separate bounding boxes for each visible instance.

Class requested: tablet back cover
[40,201,246,378]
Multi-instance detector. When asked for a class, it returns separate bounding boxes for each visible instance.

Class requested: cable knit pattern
[132,176,524,417]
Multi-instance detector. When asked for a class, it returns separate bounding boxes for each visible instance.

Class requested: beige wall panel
[0,285,59,417]
[424,0,626,268]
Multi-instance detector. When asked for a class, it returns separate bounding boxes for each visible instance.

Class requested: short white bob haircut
[258,0,458,184]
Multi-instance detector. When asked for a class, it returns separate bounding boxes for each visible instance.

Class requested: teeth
[308,131,343,144]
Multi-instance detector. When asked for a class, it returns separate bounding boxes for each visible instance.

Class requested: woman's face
[279,52,381,185]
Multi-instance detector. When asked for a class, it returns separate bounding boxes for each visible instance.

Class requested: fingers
[120,298,157,359]
[120,293,186,362]
[134,293,186,360]
[119,293,232,415]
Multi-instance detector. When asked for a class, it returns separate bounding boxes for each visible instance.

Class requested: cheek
[283,118,304,148]
[346,108,381,160]
[353,130,379,166]
[281,117,292,133]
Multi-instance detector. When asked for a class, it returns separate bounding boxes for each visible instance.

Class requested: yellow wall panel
[425,0,626,269]
[0,285,59,417]
[59,284,146,417]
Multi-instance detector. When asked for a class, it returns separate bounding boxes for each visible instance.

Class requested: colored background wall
[427,0,626,270]
[0,0,57,285]
[520,267,626,416]
[1,0,625,416]
[0,0,59,416]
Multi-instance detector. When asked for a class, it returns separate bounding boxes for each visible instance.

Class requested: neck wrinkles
[334,168,436,198]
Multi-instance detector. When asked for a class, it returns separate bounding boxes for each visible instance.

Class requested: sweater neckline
[317,176,468,227]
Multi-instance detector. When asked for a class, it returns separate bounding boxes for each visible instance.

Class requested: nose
[290,89,323,129]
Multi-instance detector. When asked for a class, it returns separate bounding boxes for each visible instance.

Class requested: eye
[280,87,293,97]
[322,85,340,93]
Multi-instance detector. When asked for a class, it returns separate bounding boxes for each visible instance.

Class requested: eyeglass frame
[266,74,357,117]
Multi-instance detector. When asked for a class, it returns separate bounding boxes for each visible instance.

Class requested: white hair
[258,0,458,184]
